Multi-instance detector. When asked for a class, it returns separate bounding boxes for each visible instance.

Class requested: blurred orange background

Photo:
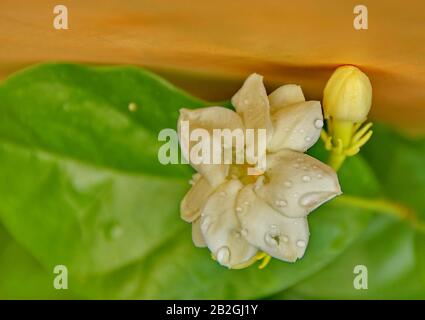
[0,0,424,133]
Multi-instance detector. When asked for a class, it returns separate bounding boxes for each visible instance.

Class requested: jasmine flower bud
[323,65,372,122]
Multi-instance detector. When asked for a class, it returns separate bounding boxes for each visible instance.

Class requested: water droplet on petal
[275,199,287,207]
[241,229,248,237]
[243,99,249,105]
[217,246,230,264]
[264,233,279,247]
[302,175,311,182]
[236,206,243,213]
[282,235,289,243]
[254,176,265,190]
[299,193,321,207]
[317,173,323,179]
[305,136,312,142]
[293,192,299,198]
[202,217,211,230]
[314,119,324,129]
[284,181,292,188]
[296,240,306,248]
[299,129,305,134]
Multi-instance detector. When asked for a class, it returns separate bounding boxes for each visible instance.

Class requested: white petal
[268,101,323,153]
[180,175,215,222]
[236,185,309,262]
[178,107,244,187]
[231,73,273,162]
[200,179,258,267]
[192,218,206,248]
[268,84,305,111]
[255,149,341,218]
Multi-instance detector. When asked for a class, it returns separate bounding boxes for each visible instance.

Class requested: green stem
[328,150,346,172]
[327,120,353,171]
[334,195,425,234]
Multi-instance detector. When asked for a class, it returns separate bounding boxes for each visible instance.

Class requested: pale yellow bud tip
[323,65,372,122]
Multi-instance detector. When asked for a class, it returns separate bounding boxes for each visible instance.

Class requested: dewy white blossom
[178,73,341,268]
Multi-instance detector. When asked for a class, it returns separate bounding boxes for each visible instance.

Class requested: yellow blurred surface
[0,0,424,133]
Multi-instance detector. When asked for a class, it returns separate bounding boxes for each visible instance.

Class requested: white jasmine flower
[179,74,341,269]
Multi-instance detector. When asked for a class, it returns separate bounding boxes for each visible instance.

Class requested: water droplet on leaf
[104,220,123,240]
[128,102,137,112]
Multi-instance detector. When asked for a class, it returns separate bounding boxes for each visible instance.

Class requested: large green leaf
[0,63,379,299]
[277,124,425,299]
[363,124,425,296]
[279,217,425,299]
[0,63,206,278]
[362,124,425,215]
[0,225,78,299]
